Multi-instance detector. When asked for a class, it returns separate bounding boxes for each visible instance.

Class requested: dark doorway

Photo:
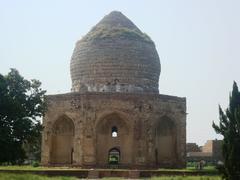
[108,148,120,164]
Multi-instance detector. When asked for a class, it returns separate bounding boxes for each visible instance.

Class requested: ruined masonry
[41,11,187,168]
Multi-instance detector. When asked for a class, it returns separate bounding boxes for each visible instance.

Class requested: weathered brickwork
[41,93,186,168]
[70,11,160,93]
[187,140,223,163]
[41,11,187,169]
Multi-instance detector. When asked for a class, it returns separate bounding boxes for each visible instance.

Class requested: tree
[213,81,240,180]
[0,69,46,164]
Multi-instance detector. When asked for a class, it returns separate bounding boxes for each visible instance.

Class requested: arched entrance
[108,148,120,164]
[50,115,74,164]
[96,113,132,166]
[155,116,176,165]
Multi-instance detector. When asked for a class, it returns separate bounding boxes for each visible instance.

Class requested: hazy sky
[1,0,240,145]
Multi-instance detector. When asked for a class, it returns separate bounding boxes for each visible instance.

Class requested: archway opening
[108,148,120,165]
[155,116,176,165]
[96,113,132,165]
[50,116,74,164]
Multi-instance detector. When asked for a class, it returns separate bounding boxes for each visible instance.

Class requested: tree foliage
[0,69,46,164]
[212,81,240,179]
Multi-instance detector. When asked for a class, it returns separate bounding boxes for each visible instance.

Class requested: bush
[32,161,39,167]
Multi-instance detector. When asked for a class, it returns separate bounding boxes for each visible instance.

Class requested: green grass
[0,173,222,180]
[0,166,219,179]
[0,173,78,180]
[82,25,153,43]
[150,176,221,180]
[0,165,217,172]
[102,177,221,180]
[0,166,79,171]
[186,166,217,172]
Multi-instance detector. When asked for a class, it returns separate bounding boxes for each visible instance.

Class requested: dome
[70,11,161,93]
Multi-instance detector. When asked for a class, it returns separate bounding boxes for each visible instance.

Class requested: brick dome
[70,11,161,93]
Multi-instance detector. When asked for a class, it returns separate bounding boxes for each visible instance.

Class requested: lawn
[0,165,220,179]
[0,173,78,180]
[0,173,221,180]
[150,177,221,180]
[0,165,217,172]
[0,166,77,171]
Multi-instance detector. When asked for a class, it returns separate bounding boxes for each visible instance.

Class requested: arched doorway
[96,113,132,166]
[155,116,176,165]
[50,115,74,164]
[108,148,120,164]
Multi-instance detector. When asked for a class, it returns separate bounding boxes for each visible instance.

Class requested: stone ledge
[45,92,186,103]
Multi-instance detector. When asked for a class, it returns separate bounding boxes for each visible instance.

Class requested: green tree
[213,81,240,180]
[0,69,46,164]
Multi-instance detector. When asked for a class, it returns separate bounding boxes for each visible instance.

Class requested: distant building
[202,140,223,161]
[187,140,223,163]
[186,143,201,152]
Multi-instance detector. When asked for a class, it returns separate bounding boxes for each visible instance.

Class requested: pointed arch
[155,116,177,165]
[95,112,132,165]
[50,115,75,164]
[96,112,129,135]
[52,115,75,135]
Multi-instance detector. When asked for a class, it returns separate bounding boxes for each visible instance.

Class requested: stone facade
[41,93,186,168]
[71,38,160,93]
[41,11,187,168]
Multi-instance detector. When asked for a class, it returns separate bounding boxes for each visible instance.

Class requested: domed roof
[70,11,161,93]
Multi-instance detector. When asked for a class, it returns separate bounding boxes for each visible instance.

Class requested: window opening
[111,126,118,137]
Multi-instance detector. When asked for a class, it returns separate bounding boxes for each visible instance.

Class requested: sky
[1,0,240,145]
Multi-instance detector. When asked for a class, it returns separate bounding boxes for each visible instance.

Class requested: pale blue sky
[1,0,240,145]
